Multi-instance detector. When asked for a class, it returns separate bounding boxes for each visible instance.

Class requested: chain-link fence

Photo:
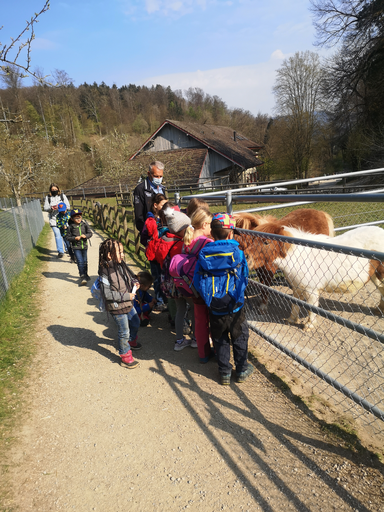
[0,198,45,303]
[236,205,384,436]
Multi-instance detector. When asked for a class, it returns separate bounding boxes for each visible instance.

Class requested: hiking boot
[86,274,91,281]
[140,318,150,327]
[130,336,142,351]
[80,275,88,286]
[57,252,64,258]
[120,350,139,369]
[70,257,76,264]
[219,373,231,386]
[236,363,254,383]
[190,337,198,348]
[174,338,191,351]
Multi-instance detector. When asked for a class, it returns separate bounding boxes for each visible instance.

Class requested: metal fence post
[11,206,25,259]
[0,249,9,291]
[226,191,233,215]
[175,192,180,207]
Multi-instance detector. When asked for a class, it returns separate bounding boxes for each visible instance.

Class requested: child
[193,213,253,385]
[98,239,141,369]
[182,208,214,362]
[56,202,76,263]
[186,197,210,218]
[143,193,168,311]
[157,205,197,351]
[134,271,156,327]
[66,209,93,285]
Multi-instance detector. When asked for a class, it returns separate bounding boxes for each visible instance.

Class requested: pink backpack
[169,252,199,297]
[169,237,212,297]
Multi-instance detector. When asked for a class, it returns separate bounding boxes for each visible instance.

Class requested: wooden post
[114,205,120,241]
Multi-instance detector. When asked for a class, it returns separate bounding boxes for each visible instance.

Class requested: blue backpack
[193,239,249,315]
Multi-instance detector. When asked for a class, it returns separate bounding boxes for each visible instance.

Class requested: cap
[70,209,82,217]
[57,202,67,212]
[211,213,236,229]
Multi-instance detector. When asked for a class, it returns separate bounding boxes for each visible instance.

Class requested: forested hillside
[0,76,272,199]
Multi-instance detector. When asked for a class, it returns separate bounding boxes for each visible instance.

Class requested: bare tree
[273,51,324,179]
[0,126,61,205]
[0,1,51,83]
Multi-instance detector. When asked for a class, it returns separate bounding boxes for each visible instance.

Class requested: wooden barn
[129,119,263,187]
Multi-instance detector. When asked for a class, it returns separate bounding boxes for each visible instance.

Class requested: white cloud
[32,38,58,50]
[143,0,207,16]
[139,51,288,115]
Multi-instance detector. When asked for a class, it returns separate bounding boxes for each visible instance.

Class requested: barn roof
[130,119,263,170]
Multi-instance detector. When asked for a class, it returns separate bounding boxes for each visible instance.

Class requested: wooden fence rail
[71,198,146,257]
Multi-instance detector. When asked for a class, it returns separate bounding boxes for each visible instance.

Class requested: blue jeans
[51,226,64,254]
[73,248,88,277]
[63,237,75,260]
[149,260,165,305]
[111,307,140,355]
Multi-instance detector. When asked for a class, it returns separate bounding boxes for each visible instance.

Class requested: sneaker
[130,336,142,351]
[200,349,215,364]
[70,257,76,264]
[174,338,191,351]
[154,303,168,312]
[57,253,64,258]
[86,274,91,281]
[140,319,150,327]
[220,373,231,386]
[190,337,198,348]
[236,363,254,383]
[80,275,87,286]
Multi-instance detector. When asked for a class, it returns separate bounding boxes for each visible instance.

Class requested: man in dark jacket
[133,161,166,232]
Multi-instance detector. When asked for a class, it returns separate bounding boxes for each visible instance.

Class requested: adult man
[133,161,165,232]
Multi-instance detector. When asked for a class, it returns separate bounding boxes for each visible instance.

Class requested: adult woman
[43,183,70,257]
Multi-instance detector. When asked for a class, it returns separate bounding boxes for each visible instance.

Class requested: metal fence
[0,198,45,303]
[182,169,384,436]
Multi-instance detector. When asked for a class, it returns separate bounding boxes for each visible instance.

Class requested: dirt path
[3,218,384,511]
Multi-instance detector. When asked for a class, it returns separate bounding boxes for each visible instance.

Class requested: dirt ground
[2,218,384,511]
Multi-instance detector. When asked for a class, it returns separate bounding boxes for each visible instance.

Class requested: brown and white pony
[233,208,334,312]
[251,225,384,329]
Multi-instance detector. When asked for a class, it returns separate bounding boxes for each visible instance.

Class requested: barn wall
[144,125,205,152]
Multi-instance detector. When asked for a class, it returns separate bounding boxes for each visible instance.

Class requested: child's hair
[186,197,210,218]
[211,219,232,241]
[184,208,213,246]
[151,193,167,215]
[137,271,154,287]
[99,238,122,268]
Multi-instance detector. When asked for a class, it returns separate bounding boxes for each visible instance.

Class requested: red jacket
[154,232,183,268]
[144,216,159,261]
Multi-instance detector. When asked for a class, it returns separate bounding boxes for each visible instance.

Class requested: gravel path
[3,219,384,511]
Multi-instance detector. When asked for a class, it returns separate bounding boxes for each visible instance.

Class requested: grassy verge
[0,224,50,437]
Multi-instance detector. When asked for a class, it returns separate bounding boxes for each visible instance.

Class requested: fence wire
[237,224,384,436]
[0,198,45,303]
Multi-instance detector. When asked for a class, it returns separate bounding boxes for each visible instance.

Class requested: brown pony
[233,209,334,312]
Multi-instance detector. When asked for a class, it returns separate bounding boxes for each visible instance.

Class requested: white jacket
[43,193,70,226]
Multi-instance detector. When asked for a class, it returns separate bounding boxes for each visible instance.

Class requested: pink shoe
[120,350,139,369]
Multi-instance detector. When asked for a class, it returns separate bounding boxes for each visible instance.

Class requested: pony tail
[184,225,194,246]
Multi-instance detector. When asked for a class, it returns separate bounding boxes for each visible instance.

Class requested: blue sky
[2,1,324,116]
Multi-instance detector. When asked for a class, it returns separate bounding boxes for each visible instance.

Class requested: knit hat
[57,202,67,212]
[163,207,190,234]
[70,208,82,217]
[211,213,236,229]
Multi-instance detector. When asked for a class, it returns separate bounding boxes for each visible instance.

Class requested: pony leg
[257,267,274,313]
[301,291,320,331]
[370,269,384,313]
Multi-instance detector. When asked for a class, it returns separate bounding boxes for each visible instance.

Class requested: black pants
[210,308,249,375]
